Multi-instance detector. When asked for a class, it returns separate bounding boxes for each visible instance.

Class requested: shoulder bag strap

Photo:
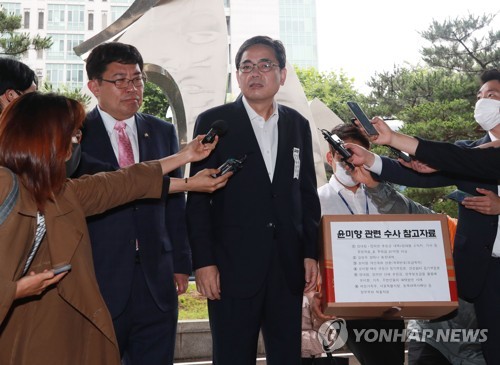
[0,168,19,225]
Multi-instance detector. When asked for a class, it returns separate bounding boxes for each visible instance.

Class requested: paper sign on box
[319,214,458,319]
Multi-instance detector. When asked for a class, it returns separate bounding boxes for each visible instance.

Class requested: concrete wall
[174,319,266,362]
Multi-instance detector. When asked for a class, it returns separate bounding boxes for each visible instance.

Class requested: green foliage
[359,13,499,216]
[400,117,482,143]
[398,99,473,124]
[41,81,92,107]
[366,67,478,117]
[178,282,208,320]
[140,82,170,119]
[0,10,52,56]
[403,187,458,218]
[420,13,500,73]
[295,67,364,122]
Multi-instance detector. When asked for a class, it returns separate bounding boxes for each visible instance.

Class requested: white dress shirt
[488,131,500,257]
[317,175,379,216]
[242,96,279,181]
[97,106,139,164]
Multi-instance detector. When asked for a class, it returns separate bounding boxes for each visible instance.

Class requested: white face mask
[334,162,358,187]
[474,98,500,131]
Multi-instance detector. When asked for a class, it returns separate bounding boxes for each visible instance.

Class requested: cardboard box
[319,214,458,320]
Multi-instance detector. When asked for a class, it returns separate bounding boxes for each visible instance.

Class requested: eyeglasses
[72,130,82,144]
[99,76,145,89]
[238,61,279,73]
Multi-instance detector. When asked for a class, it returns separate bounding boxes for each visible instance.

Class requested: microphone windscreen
[211,120,228,136]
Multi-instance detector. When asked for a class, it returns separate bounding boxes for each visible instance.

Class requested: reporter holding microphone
[344,75,500,363]
[0,92,230,365]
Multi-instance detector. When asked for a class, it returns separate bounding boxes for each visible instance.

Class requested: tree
[295,67,363,122]
[140,82,170,120]
[420,13,500,73]
[0,9,52,56]
[366,66,478,117]
[41,81,92,108]
[362,14,500,218]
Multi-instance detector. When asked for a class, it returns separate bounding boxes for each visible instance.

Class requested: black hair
[86,42,144,80]
[480,69,500,84]
[330,124,370,150]
[235,36,286,70]
[0,58,37,96]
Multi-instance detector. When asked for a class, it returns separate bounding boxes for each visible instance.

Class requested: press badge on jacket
[293,147,300,179]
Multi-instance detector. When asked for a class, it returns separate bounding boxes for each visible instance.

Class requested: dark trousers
[345,319,406,365]
[474,257,500,365]
[113,262,177,365]
[302,356,349,364]
[208,252,303,365]
[408,341,451,365]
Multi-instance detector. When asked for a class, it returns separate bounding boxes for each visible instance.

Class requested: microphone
[201,120,228,144]
[319,129,354,170]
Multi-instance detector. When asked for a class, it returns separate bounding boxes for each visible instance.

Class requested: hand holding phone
[347,101,379,136]
[319,129,354,170]
[212,155,247,178]
[52,264,72,275]
[445,190,473,203]
[388,146,412,163]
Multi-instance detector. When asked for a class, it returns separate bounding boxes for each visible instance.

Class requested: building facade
[2,0,317,91]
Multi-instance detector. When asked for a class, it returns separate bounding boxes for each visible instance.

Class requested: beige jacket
[0,162,162,365]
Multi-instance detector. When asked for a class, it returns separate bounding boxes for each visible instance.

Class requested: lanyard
[337,188,369,215]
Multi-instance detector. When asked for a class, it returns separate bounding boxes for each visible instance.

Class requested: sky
[315,0,500,94]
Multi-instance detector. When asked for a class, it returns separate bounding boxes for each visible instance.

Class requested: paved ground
[174,351,410,364]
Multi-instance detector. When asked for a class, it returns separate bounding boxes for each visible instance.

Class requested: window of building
[38,11,44,29]
[66,64,84,89]
[110,6,127,22]
[47,34,65,60]
[1,3,21,16]
[47,34,83,60]
[102,11,107,28]
[66,34,83,60]
[48,4,65,30]
[46,64,65,88]
[88,12,94,30]
[67,5,84,31]
[23,10,30,28]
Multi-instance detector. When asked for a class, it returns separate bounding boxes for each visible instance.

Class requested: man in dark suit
[186,36,321,365]
[348,69,500,364]
[76,42,191,365]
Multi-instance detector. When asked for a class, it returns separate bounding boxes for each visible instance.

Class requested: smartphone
[212,155,247,178]
[388,146,412,163]
[347,101,379,136]
[52,264,72,275]
[445,189,473,203]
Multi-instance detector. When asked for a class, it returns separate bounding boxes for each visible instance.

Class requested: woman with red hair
[0,92,228,364]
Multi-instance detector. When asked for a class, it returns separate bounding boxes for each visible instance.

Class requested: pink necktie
[114,121,135,167]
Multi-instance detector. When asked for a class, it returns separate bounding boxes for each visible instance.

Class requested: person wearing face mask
[316,124,407,365]
[347,68,500,364]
